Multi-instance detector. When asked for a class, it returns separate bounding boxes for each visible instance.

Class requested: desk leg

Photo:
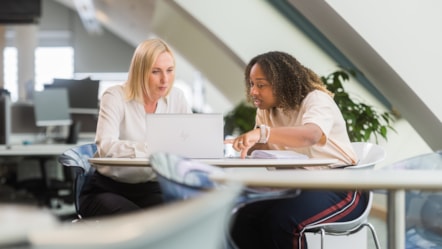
[38,158,51,207]
[37,157,58,208]
[387,189,405,249]
[39,158,50,190]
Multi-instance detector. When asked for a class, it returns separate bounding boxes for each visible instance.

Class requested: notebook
[145,113,224,159]
[250,150,309,159]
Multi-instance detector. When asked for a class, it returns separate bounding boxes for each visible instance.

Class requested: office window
[35,47,74,91]
[3,47,18,101]
[2,46,74,102]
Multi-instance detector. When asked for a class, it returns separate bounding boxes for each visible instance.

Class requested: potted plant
[321,69,396,143]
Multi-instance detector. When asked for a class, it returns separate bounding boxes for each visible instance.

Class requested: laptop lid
[145,113,224,159]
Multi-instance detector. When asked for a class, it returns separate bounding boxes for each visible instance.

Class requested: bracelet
[258,124,270,143]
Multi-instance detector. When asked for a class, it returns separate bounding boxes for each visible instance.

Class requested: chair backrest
[349,142,386,169]
[58,143,97,216]
[29,183,243,249]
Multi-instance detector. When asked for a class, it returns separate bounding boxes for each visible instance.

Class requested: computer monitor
[44,78,100,114]
[33,88,72,127]
[0,92,11,145]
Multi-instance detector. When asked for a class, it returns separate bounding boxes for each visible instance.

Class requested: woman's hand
[224,123,323,159]
[224,129,261,159]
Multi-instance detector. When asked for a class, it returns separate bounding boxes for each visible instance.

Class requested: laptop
[145,113,225,159]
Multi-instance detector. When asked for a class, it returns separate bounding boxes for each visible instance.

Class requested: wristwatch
[258,124,269,143]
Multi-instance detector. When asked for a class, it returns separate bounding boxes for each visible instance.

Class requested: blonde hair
[125,38,175,102]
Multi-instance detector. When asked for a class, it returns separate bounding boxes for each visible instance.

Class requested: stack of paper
[250,150,309,159]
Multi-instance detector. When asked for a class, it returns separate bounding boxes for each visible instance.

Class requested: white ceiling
[54,0,156,46]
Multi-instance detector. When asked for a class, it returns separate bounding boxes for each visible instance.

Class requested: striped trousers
[230,190,366,249]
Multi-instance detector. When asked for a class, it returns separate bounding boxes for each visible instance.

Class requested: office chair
[348,142,386,169]
[15,157,73,209]
[58,143,97,221]
[29,183,243,249]
[301,142,384,249]
[149,152,300,249]
[302,191,381,249]
[381,151,442,248]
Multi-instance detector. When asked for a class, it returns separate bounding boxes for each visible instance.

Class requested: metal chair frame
[302,191,381,249]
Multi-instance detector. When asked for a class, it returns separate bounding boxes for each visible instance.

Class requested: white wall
[174,0,339,76]
[326,0,442,122]
[320,0,440,164]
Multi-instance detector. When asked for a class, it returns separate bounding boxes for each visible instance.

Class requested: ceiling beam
[73,0,102,35]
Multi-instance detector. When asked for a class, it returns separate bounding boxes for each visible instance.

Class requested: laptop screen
[145,114,224,159]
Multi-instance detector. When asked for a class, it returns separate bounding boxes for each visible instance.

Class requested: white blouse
[255,90,357,166]
[94,84,192,183]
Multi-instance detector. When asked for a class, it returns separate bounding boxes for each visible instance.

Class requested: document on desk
[250,150,309,159]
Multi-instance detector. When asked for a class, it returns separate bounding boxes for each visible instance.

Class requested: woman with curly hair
[227,51,363,249]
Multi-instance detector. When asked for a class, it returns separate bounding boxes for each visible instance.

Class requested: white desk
[210,169,442,249]
[0,144,76,185]
[88,157,339,168]
[0,144,74,156]
[88,153,442,249]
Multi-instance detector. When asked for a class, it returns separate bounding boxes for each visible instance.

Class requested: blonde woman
[80,38,191,218]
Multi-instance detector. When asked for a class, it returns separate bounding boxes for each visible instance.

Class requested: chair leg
[362,223,381,249]
[320,228,325,249]
[314,225,379,249]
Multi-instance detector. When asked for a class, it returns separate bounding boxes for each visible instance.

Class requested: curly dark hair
[245,51,332,111]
